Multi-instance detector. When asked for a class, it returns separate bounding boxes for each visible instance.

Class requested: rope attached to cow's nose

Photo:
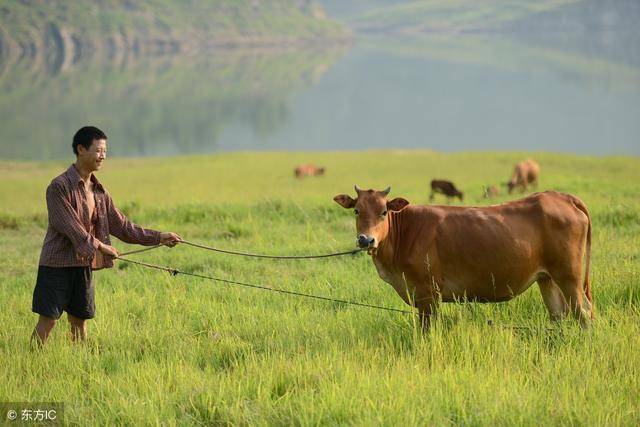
[118,240,366,259]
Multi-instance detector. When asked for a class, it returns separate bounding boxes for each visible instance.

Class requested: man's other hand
[160,232,182,247]
[99,242,119,257]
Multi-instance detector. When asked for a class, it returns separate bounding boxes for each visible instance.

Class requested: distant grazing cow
[506,159,540,194]
[334,186,593,330]
[483,185,500,199]
[294,164,325,178]
[430,179,463,203]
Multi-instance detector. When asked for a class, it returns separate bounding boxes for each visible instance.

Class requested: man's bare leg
[31,315,57,347]
[67,313,87,342]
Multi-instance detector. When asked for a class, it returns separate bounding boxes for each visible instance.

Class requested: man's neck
[74,161,93,184]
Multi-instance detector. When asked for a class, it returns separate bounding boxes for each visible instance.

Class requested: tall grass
[0,151,638,425]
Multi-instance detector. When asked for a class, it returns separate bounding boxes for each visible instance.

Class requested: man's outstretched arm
[105,192,181,247]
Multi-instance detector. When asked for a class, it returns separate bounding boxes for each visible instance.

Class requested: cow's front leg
[410,256,442,332]
[396,268,439,332]
[409,276,438,332]
[416,297,438,332]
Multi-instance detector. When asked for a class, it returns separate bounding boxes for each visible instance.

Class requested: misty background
[0,0,638,160]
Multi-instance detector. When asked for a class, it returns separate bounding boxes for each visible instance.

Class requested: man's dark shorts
[32,266,95,320]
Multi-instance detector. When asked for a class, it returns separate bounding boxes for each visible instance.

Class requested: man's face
[78,139,107,172]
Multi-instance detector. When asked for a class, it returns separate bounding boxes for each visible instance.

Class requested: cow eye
[354,209,359,216]
[381,210,388,216]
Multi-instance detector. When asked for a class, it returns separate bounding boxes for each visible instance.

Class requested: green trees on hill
[0,0,346,57]
[352,0,581,33]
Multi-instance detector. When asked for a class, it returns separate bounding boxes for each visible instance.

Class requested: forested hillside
[0,0,346,58]
[351,0,581,33]
[346,0,640,37]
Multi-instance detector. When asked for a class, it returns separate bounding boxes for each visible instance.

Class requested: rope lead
[119,240,365,260]
[115,256,415,315]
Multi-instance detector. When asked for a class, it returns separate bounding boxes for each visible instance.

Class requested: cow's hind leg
[537,275,568,321]
[551,271,592,328]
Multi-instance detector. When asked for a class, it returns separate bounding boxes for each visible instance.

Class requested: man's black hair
[72,126,107,155]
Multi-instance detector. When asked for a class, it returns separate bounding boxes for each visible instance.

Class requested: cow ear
[333,194,356,209]
[387,197,409,211]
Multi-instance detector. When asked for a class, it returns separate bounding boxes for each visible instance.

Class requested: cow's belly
[373,259,542,304]
[373,249,544,302]
[433,219,545,302]
[438,262,542,302]
[438,274,540,302]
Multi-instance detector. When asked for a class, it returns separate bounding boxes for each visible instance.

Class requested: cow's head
[333,185,409,252]
[505,181,516,194]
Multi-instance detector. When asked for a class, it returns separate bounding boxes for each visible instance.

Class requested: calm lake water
[1,32,638,160]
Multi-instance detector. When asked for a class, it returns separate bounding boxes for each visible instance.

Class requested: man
[31,126,182,345]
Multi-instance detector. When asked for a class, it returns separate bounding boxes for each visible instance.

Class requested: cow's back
[295,165,312,177]
[431,180,457,195]
[511,162,527,184]
[525,159,540,183]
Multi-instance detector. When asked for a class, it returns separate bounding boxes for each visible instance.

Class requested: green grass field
[1,151,638,425]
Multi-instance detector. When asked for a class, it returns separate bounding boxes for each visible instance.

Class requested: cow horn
[382,186,391,195]
[354,185,362,193]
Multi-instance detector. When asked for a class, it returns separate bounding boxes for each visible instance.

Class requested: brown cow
[483,185,500,199]
[333,186,592,330]
[430,179,463,202]
[506,159,540,194]
[294,164,325,178]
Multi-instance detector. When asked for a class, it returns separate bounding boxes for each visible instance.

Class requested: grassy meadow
[0,151,639,425]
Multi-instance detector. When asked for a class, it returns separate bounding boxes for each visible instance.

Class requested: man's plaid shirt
[39,164,161,270]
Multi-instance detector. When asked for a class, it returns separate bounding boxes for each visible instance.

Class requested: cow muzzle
[357,234,376,249]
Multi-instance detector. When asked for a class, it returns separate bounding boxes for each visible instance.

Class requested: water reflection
[0,24,638,159]
[274,35,639,155]
[363,34,640,90]
[0,47,347,160]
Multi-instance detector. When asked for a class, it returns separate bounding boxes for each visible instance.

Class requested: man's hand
[99,242,119,258]
[160,232,182,248]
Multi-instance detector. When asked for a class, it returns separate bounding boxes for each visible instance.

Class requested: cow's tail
[571,195,593,315]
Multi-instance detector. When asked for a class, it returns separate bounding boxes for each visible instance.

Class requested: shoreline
[1,149,638,165]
